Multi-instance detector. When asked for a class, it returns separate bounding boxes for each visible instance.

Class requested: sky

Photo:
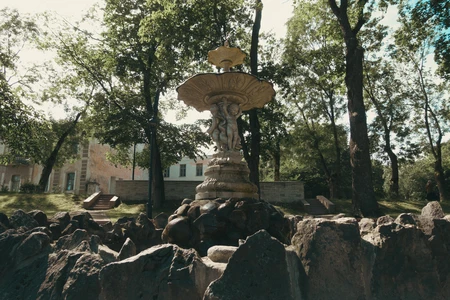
[2,0,294,122]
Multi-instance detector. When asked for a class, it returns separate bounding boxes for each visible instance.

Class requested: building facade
[0,140,145,194]
[162,155,212,181]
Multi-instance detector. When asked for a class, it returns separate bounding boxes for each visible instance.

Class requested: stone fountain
[177,43,275,200]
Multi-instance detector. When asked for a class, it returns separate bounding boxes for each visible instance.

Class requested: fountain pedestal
[195,151,258,200]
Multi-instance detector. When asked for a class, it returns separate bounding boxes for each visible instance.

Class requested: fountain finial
[207,41,246,72]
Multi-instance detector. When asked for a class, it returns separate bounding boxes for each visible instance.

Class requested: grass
[333,198,450,217]
[105,202,180,223]
[1,193,448,221]
[0,193,83,217]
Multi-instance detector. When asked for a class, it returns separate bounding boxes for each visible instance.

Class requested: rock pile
[0,201,449,299]
[162,198,297,255]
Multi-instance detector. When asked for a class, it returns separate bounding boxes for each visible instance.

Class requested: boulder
[0,212,9,228]
[118,237,136,260]
[55,229,90,252]
[207,245,237,263]
[9,209,39,230]
[291,217,367,300]
[49,223,62,240]
[15,232,51,266]
[60,253,104,300]
[99,244,203,300]
[61,220,80,236]
[394,213,417,226]
[37,250,105,300]
[204,230,299,300]
[421,201,445,219]
[376,215,394,226]
[153,212,169,229]
[50,211,71,229]
[161,217,195,248]
[363,222,444,299]
[28,210,48,227]
[359,217,376,236]
[71,211,93,230]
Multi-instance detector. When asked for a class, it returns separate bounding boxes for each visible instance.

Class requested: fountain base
[195,151,258,200]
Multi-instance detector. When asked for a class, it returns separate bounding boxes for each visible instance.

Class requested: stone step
[306,198,328,215]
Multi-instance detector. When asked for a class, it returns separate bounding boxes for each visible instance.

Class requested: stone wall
[115,180,304,203]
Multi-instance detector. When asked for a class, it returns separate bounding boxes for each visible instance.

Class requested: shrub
[20,182,40,194]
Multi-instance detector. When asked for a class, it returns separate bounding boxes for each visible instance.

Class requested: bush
[20,182,41,194]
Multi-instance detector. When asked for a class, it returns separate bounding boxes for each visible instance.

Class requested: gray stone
[359,217,376,236]
[207,245,237,263]
[49,223,62,240]
[55,229,90,252]
[153,212,169,229]
[395,213,417,226]
[15,232,51,265]
[28,210,48,227]
[9,209,39,230]
[421,201,445,219]
[71,211,93,229]
[363,222,444,299]
[0,212,9,228]
[161,217,194,248]
[61,253,104,300]
[37,250,105,300]
[50,211,71,229]
[99,244,202,300]
[292,217,366,300]
[181,198,194,205]
[61,220,79,236]
[98,245,118,263]
[204,230,298,300]
[175,204,190,216]
[376,215,394,226]
[118,237,136,260]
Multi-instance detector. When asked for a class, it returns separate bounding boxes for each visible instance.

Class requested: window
[66,173,75,191]
[163,167,170,178]
[196,163,203,176]
[179,164,186,177]
[11,175,20,192]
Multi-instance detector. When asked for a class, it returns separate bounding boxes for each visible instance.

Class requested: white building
[162,155,213,181]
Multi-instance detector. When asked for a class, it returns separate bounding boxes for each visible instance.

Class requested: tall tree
[327,0,379,216]
[392,11,450,201]
[363,59,414,198]
[239,0,264,194]
[0,8,42,158]
[283,0,347,199]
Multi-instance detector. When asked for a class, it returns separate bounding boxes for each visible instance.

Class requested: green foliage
[19,182,41,194]
[398,142,450,200]
[398,0,450,78]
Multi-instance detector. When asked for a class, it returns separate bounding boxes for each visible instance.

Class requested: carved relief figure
[207,104,223,151]
[221,98,242,151]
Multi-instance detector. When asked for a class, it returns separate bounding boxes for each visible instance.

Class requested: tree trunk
[385,145,399,198]
[273,140,281,181]
[247,109,261,194]
[152,140,165,208]
[346,43,378,216]
[38,112,82,192]
[244,0,263,196]
[330,112,342,199]
[328,0,378,216]
[434,155,447,202]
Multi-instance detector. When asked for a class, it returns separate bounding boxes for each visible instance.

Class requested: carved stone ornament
[176,72,275,112]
